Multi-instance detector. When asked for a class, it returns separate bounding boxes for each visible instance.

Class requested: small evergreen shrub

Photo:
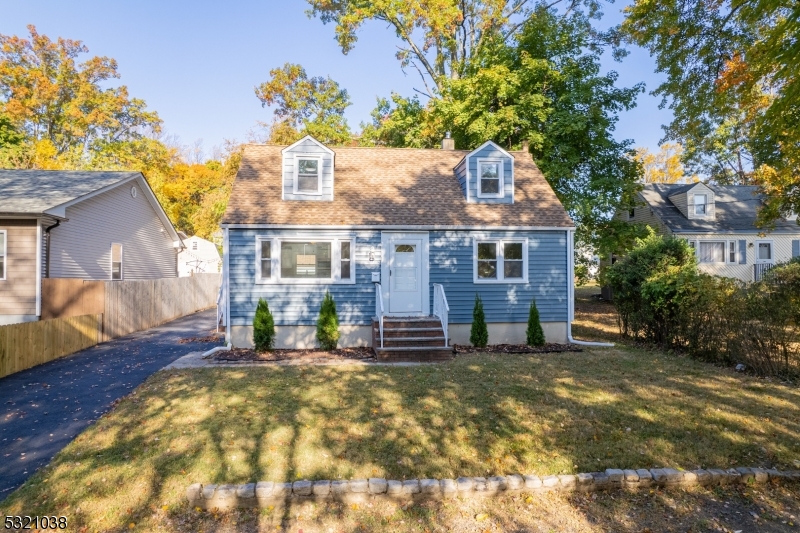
[253,298,275,351]
[470,293,489,347]
[526,299,546,346]
[316,291,340,350]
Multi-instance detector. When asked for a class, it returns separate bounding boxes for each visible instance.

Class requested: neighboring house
[178,235,222,277]
[621,182,800,282]
[0,170,184,325]
[220,135,576,357]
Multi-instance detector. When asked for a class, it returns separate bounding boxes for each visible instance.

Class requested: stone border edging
[187,467,800,510]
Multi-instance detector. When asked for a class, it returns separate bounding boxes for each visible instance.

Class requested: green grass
[2,348,800,532]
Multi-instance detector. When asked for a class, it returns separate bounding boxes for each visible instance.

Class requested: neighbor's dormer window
[477,159,504,198]
[694,194,707,215]
[295,156,321,194]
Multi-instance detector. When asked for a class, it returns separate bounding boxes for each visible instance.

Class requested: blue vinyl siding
[429,230,568,323]
[228,228,569,327]
[454,157,468,199]
[229,229,381,327]
[282,138,334,201]
[467,144,514,204]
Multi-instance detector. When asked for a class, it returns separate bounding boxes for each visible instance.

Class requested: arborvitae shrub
[470,293,489,347]
[316,290,340,350]
[526,299,546,346]
[253,298,275,351]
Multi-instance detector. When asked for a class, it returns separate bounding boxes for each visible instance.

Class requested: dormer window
[694,194,707,215]
[295,156,321,194]
[477,159,504,198]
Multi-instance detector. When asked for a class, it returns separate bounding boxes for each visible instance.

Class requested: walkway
[0,309,220,497]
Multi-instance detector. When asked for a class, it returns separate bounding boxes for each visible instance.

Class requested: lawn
[2,343,800,532]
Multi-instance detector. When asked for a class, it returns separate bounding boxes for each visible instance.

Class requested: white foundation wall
[231,324,373,349]
[446,322,568,345]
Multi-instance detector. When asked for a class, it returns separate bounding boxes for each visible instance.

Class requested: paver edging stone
[187,467,800,510]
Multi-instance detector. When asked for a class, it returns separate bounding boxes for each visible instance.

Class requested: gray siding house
[621,182,800,282]
[0,170,183,325]
[220,136,576,359]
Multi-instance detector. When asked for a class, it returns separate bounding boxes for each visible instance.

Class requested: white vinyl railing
[375,283,385,348]
[216,274,226,332]
[432,283,450,347]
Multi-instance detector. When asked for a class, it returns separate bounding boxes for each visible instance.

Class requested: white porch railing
[432,283,450,347]
[375,283,385,348]
[216,274,226,333]
[754,262,775,282]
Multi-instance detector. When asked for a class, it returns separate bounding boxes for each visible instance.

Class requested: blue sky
[1,0,672,158]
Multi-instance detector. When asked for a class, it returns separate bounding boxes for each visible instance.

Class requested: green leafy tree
[255,63,352,145]
[470,293,489,348]
[253,298,276,351]
[316,291,340,350]
[526,299,546,346]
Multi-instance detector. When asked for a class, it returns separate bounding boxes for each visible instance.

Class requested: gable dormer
[668,182,714,220]
[455,141,514,203]
[281,135,335,201]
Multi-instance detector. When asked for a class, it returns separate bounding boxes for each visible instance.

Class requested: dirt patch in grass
[453,343,581,354]
[572,283,622,343]
[3,346,800,531]
[213,346,375,362]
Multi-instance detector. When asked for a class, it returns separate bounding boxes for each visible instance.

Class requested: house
[219,135,576,358]
[178,235,222,277]
[622,182,800,282]
[0,170,184,325]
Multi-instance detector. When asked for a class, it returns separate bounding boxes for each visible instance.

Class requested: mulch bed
[212,346,376,362]
[453,343,582,354]
[179,334,224,344]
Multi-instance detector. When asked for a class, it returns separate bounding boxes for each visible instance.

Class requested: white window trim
[110,242,123,280]
[292,154,323,195]
[0,229,6,281]
[476,158,505,199]
[692,239,738,264]
[473,238,529,284]
[755,239,775,264]
[694,193,708,216]
[255,235,356,285]
[726,240,737,264]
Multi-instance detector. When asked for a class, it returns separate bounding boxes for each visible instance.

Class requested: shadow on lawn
[4,350,800,532]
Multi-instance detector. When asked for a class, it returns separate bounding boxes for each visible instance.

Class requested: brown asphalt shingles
[222,145,573,228]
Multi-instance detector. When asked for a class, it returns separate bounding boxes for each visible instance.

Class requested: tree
[316,291,340,350]
[526,299,546,346]
[470,294,489,347]
[305,0,620,92]
[253,298,276,351]
[0,25,162,156]
[255,63,352,145]
[633,142,698,184]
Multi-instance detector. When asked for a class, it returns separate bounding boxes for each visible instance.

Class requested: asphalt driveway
[0,308,222,498]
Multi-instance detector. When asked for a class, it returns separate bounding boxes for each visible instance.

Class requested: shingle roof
[0,170,141,215]
[640,183,800,233]
[222,145,574,228]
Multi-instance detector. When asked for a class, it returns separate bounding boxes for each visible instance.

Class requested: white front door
[382,232,429,315]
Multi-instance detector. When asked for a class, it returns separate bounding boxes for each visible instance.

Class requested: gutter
[566,228,614,347]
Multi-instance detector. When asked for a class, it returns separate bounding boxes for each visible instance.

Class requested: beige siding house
[620,183,800,282]
[0,170,184,325]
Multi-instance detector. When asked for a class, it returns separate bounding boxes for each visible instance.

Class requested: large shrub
[470,294,489,348]
[316,291,340,350]
[253,298,276,352]
[526,299,546,346]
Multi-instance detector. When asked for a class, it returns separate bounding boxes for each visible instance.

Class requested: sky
[1,0,673,159]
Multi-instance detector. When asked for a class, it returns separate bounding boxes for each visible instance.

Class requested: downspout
[566,228,614,347]
[44,220,60,278]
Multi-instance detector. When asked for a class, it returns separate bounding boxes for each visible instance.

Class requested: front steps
[372,316,454,362]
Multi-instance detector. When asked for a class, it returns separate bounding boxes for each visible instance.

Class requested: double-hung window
[474,239,528,283]
[294,156,322,194]
[256,236,354,284]
[477,159,504,198]
[694,194,708,216]
[111,243,123,280]
[0,230,6,280]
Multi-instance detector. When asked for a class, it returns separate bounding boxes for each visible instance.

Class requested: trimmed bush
[470,293,489,348]
[526,299,546,346]
[316,291,340,350]
[253,298,276,352]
